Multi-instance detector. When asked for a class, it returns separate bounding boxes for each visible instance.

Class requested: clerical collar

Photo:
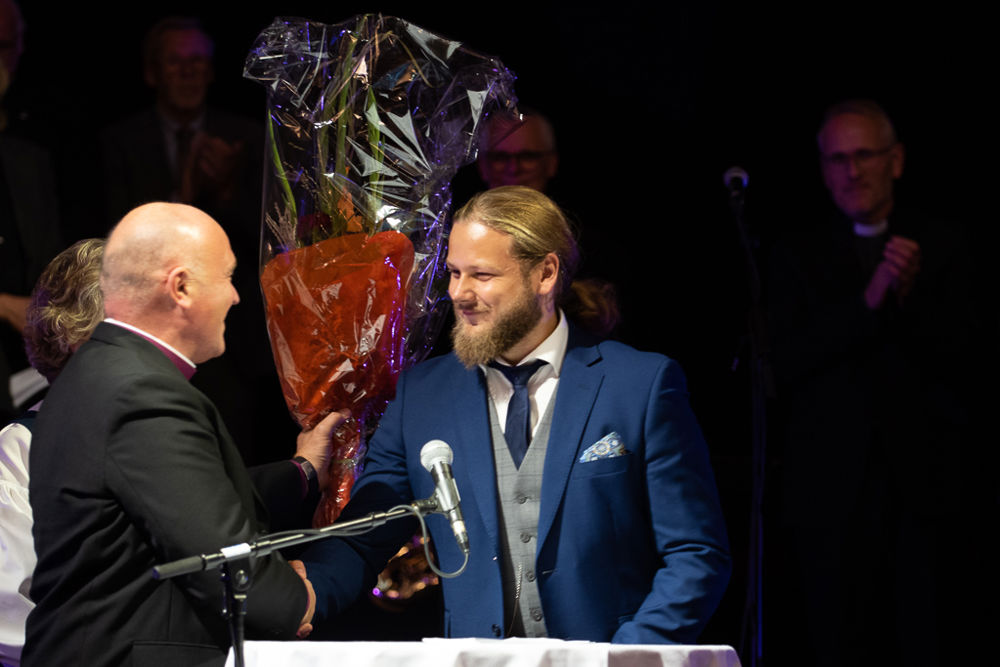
[104,318,197,380]
[854,220,889,238]
[482,309,569,377]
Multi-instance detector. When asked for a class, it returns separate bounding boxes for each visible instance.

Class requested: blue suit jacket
[307,327,730,643]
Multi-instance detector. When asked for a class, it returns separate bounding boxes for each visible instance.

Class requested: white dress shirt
[1,413,35,667]
[103,319,196,373]
[481,311,569,440]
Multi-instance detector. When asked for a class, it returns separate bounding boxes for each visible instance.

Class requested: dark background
[8,1,994,660]
[14,1,991,358]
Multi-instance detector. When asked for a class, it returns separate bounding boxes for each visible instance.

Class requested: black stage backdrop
[9,1,994,660]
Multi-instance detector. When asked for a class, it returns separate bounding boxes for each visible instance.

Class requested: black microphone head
[420,440,453,471]
[723,166,749,189]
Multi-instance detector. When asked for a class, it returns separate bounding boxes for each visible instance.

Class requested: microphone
[420,440,471,555]
[723,166,749,197]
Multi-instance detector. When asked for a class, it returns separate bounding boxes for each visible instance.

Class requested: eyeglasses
[821,144,896,169]
[162,55,212,72]
[483,150,551,167]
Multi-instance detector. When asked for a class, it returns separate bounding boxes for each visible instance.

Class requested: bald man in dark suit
[24,203,344,667]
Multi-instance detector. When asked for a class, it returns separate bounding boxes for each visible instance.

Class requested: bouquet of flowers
[244,15,516,523]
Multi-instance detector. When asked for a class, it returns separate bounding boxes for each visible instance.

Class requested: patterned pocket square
[579,432,627,462]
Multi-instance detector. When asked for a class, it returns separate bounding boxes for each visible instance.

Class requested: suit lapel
[537,336,603,551]
[95,323,264,524]
[446,363,503,552]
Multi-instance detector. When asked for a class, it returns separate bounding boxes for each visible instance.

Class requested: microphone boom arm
[153,500,437,580]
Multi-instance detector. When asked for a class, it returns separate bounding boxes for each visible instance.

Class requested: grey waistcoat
[489,396,556,638]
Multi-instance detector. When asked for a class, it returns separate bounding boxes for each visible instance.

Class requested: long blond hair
[453,186,618,337]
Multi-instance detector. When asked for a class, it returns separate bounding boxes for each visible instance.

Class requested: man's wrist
[293,456,319,498]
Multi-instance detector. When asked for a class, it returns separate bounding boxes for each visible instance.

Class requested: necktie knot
[488,359,547,468]
[489,359,547,389]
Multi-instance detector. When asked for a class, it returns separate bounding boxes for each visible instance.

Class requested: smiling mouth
[456,306,488,323]
[841,183,871,196]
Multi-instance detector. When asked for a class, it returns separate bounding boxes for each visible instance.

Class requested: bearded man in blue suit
[305,186,730,643]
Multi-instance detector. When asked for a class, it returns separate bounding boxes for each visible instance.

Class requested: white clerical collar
[854,220,889,237]
[483,309,569,377]
[103,318,197,371]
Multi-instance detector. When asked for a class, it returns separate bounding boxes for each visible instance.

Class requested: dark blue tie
[489,359,547,468]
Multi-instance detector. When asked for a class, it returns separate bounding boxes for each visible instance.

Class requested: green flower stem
[267,109,297,224]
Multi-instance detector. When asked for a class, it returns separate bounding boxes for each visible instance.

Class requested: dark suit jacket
[100,107,262,225]
[0,135,62,286]
[766,209,976,518]
[24,323,307,667]
[764,207,983,666]
[0,134,63,420]
[306,326,730,644]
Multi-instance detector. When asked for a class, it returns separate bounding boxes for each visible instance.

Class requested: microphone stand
[221,561,250,667]
[727,175,772,667]
[153,499,439,667]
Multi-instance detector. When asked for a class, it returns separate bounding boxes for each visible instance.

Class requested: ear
[890,142,905,179]
[545,151,559,179]
[167,266,194,309]
[536,252,560,297]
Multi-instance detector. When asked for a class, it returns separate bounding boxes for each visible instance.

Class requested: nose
[845,154,865,179]
[231,282,240,306]
[449,273,472,302]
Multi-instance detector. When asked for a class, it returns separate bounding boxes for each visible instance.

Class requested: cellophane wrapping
[244,14,516,523]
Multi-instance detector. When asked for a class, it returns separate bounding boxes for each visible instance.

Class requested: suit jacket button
[491,624,501,636]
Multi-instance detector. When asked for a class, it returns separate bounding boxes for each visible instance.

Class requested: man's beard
[451,286,542,369]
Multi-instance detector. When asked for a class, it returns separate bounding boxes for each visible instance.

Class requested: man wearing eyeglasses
[477,110,559,193]
[766,100,980,666]
[817,100,920,310]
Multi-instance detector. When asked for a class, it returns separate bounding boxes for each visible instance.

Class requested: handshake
[287,408,351,639]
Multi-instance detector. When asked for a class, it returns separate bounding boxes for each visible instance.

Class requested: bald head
[103,202,239,363]
[103,202,218,308]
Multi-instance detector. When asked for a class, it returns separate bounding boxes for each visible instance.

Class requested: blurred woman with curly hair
[1,238,104,667]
